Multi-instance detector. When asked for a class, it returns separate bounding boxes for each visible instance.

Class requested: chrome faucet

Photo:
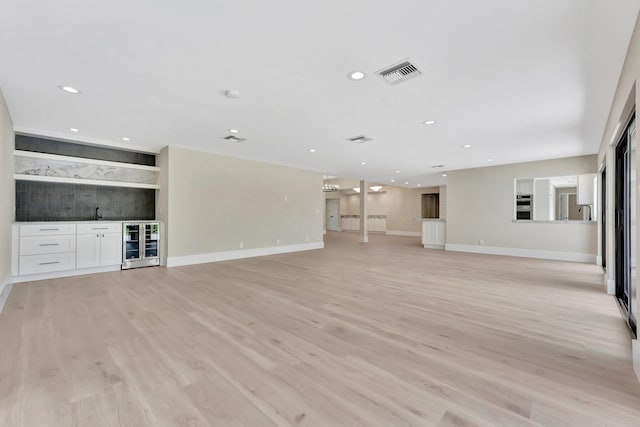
[578,205,592,221]
[95,206,103,220]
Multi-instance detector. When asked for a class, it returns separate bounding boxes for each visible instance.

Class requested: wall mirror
[514,174,596,222]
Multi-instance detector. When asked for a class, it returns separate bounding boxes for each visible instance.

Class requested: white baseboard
[386,230,421,237]
[0,275,13,313]
[444,243,597,263]
[606,278,615,295]
[166,241,324,268]
[633,340,640,384]
[11,265,121,284]
[423,244,445,249]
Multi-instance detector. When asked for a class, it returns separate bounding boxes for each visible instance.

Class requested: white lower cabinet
[76,223,123,268]
[421,220,446,249]
[15,222,124,279]
[18,224,77,275]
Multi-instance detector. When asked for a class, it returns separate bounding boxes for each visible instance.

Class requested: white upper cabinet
[516,179,534,195]
[577,173,596,205]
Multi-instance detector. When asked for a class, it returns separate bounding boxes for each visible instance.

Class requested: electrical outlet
[239,242,244,249]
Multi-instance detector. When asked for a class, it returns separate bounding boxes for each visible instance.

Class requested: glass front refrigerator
[122,222,160,269]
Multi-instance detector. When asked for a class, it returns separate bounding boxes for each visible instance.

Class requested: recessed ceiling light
[423,120,436,125]
[390,179,395,182]
[229,129,239,133]
[122,137,130,142]
[349,71,366,80]
[442,173,447,177]
[487,158,494,162]
[417,184,422,187]
[462,144,472,148]
[361,161,367,165]
[404,181,409,185]
[370,186,383,192]
[309,148,316,152]
[395,170,400,174]
[69,128,79,132]
[58,85,81,94]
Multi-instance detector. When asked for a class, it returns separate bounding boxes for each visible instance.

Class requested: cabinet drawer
[20,253,76,275]
[20,235,76,255]
[77,223,122,234]
[20,223,76,236]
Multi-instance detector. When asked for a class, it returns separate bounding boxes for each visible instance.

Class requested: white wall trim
[596,255,602,266]
[444,243,597,263]
[11,265,121,284]
[0,275,13,313]
[424,244,445,249]
[166,241,324,268]
[607,278,616,295]
[385,230,421,237]
[633,340,640,384]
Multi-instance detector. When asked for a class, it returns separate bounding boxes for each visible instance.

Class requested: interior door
[326,199,339,231]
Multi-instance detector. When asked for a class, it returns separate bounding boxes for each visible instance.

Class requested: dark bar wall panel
[15,135,156,166]
[16,181,155,222]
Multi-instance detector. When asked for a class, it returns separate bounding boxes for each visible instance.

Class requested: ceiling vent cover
[377,59,423,85]
[223,135,247,143]
[347,135,372,144]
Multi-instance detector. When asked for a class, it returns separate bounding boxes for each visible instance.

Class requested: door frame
[325,198,340,232]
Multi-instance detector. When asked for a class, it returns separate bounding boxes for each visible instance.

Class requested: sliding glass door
[615,113,636,335]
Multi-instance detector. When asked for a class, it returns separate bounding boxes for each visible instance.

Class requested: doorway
[421,194,440,218]
[326,199,340,231]
[615,113,636,335]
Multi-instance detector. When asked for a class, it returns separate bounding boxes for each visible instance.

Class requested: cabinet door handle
[39,261,59,265]
[39,228,59,231]
[38,243,59,246]
[92,227,109,230]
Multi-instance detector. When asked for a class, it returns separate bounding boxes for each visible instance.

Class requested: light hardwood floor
[1,231,639,426]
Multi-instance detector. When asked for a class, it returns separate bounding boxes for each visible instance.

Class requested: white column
[359,180,368,243]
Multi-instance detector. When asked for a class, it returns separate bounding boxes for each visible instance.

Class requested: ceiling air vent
[347,135,372,144]
[223,135,247,143]
[377,59,423,85]
[431,164,444,169]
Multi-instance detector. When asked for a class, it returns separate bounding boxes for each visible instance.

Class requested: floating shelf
[14,149,160,189]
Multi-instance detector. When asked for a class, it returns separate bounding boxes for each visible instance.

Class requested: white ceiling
[1,0,639,188]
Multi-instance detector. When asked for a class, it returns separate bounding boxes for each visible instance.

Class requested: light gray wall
[0,88,14,306]
[165,146,323,259]
[595,11,640,379]
[446,155,597,256]
[325,185,445,233]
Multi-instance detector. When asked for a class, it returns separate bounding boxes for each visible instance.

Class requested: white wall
[0,89,14,310]
[596,11,640,381]
[446,155,598,262]
[163,146,323,266]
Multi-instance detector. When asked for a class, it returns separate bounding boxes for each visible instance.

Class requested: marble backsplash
[15,156,157,184]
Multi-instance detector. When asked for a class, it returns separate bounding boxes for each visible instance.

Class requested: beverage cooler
[122,222,160,269]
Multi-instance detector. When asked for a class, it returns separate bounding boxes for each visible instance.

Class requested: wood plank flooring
[1,231,639,426]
